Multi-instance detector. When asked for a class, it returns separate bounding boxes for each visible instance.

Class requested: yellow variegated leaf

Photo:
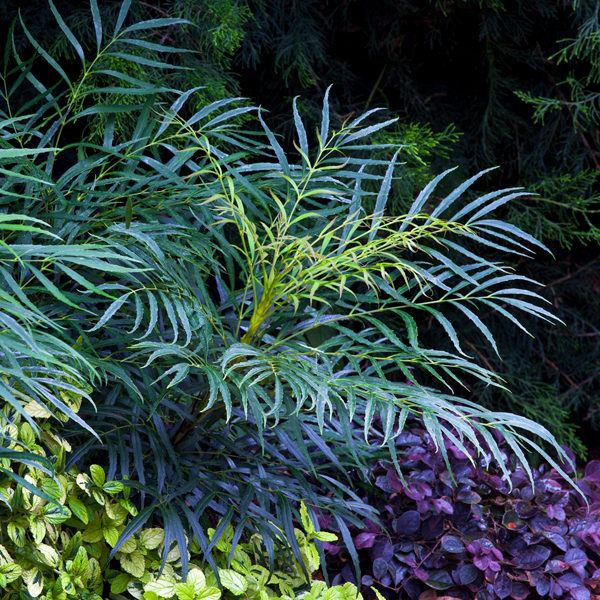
[24,568,44,598]
[196,587,221,600]
[144,577,176,598]
[82,521,103,544]
[84,557,102,586]
[92,489,105,506]
[40,430,72,452]
[1,424,18,445]
[218,569,247,596]
[37,543,60,568]
[103,525,120,547]
[45,521,59,543]
[7,522,26,547]
[24,401,51,419]
[186,568,206,593]
[0,545,13,566]
[119,535,138,554]
[120,498,138,516]
[60,531,70,548]
[42,503,71,524]
[69,546,88,576]
[119,549,145,578]
[57,474,69,503]
[58,572,75,594]
[140,528,164,550]
[0,562,21,583]
[30,517,46,545]
[76,473,92,496]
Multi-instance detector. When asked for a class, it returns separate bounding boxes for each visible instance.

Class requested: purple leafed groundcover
[320,427,600,600]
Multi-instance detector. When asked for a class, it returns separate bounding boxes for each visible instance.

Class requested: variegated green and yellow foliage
[0,398,353,600]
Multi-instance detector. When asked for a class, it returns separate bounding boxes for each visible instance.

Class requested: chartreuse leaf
[103,525,120,547]
[140,528,165,550]
[186,570,206,593]
[299,501,313,534]
[196,588,221,600]
[119,549,145,578]
[111,572,130,595]
[312,531,338,542]
[144,577,175,597]
[89,464,106,487]
[218,569,247,595]
[174,581,197,600]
